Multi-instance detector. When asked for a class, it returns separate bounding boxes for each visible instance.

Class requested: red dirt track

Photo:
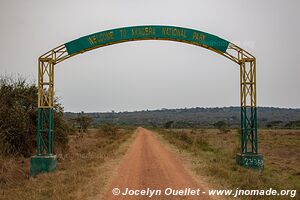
[102,127,213,200]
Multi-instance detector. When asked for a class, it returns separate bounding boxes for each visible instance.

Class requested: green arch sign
[30,25,263,176]
[65,25,230,55]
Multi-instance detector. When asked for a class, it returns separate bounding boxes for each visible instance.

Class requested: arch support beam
[30,58,56,176]
[237,58,263,169]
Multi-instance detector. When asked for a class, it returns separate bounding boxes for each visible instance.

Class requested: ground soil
[102,127,214,200]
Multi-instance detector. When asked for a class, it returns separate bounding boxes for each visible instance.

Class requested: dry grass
[0,156,29,189]
[0,128,134,200]
[157,128,300,200]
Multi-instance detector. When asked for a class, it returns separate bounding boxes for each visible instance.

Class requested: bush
[266,120,283,128]
[0,76,70,157]
[100,123,118,137]
[213,121,227,129]
[218,127,231,134]
[213,120,231,134]
[164,121,174,129]
[284,120,300,128]
[74,112,93,133]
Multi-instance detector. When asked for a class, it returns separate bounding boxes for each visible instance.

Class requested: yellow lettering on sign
[131,27,156,37]
[119,29,127,39]
[162,27,187,38]
[88,31,114,45]
[162,27,171,35]
[192,32,206,42]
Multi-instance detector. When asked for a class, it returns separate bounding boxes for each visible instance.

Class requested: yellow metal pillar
[237,58,263,169]
[30,58,56,176]
[38,58,55,108]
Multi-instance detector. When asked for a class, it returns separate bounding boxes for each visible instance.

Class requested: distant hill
[65,107,300,128]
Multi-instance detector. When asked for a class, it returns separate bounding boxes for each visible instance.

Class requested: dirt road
[102,127,213,200]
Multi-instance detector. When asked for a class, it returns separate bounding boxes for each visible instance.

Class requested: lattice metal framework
[36,37,259,160]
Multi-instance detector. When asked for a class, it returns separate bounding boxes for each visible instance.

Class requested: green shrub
[284,120,300,128]
[213,121,227,129]
[99,123,118,137]
[74,112,93,133]
[164,121,174,129]
[194,137,214,152]
[218,127,231,134]
[0,76,70,157]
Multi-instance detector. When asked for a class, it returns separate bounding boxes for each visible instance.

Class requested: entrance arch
[30,25,263,176]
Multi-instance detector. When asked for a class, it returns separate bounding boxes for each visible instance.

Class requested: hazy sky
[0,0,299,112]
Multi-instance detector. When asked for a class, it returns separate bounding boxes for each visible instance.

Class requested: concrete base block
[236,153,264,170]
[30,155,57,177]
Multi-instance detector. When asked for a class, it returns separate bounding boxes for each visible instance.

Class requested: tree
[164,121,174,129]
[75,112,93,132]
[213,121,227,129]
[284,120,300,128]
[100,123,118,137]
[266,120,283,128]
[213,120,230,134]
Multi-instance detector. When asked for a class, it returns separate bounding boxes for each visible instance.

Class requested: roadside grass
[157,128,300,200]
[0,127,134,200]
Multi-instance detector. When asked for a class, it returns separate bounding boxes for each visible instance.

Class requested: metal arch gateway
[30,25,263,176]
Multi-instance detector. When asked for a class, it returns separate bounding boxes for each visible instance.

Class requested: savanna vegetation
[156,128,300,199]
[1,75,299,200]
[1,128,134,199]
[0,76,70,157]
[0,76,135,199]
[65,107,300,129]
[0,75,70,191]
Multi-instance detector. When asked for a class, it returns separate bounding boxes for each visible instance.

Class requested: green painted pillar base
[30,155,57,177]
[236,153,264,170]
